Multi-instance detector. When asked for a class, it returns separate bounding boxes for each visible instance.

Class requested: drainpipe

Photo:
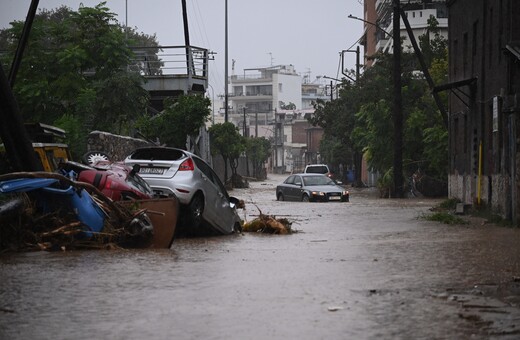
[510,114,517,225]
[477,140,482,205]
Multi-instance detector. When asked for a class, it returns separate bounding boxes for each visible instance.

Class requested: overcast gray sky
[1,0,364,95]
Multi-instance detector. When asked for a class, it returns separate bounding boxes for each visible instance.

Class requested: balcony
[129,45,209,111]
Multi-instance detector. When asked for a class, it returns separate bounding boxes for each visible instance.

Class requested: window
[233,86,243,96]
[278,83,283,92]
[285,175,295,184]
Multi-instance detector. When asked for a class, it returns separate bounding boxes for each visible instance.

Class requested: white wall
[273,73,302,110]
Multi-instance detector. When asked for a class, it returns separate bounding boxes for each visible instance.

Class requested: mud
[1,174,519,339]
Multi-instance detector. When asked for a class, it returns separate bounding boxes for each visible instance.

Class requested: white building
[374,0,448,54]
[229,65,302,125]
[227,65,332,173]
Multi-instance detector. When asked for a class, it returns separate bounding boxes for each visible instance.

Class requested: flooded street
[1,174,520,339]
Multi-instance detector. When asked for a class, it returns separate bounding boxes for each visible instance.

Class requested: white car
[304,164,331,177]
[124,147,242,236]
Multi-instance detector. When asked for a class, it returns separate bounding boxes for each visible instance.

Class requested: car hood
[304,185,344,193]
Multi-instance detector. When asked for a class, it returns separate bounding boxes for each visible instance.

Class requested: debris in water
[0,172,154,252]
[242,204,294,234]
[327,306,344,312]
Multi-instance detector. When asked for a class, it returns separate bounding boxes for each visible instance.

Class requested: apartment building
[361,0,448,63]
[228,65,328,173]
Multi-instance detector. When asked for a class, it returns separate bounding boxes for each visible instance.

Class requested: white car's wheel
[189,194,204,228]
[82,151,110,166]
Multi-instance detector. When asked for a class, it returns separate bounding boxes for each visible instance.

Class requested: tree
[208,122,246,184]
[279,101,296,110]
[309,79,367,186]
[0,3,154,158]
[246,137,271,179]
[310,20,448,194]
[136,94,211,148]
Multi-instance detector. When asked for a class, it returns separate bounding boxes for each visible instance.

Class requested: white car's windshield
[303,175,335,186]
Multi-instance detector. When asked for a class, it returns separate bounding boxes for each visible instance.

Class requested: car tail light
[179,157,194,171]
[106,178,119,190]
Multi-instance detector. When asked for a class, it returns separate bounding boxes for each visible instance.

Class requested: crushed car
[124,146,243,236]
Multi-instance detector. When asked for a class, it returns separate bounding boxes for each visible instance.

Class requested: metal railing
[128,45,209,78]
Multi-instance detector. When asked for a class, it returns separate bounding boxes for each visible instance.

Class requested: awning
[434,77,477,109]
[505,44,520,61]
[433,77,477,93]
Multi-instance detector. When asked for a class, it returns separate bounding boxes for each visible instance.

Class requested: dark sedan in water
[276,173,349,202]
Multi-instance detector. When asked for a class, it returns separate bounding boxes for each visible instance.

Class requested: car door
[193,157,236,233]
[281,175,296,201]
[192,158,220,225]
[292,175,304,200]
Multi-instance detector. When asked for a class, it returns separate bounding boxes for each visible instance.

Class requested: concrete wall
[449,172,513,218]
[86,131,152,162]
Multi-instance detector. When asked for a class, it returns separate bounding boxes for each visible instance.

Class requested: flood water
[1,174,520,339]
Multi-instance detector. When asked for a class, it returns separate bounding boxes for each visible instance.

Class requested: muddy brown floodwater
[1,174,520,339]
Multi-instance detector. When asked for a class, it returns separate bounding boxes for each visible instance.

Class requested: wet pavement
[1,173,520,339]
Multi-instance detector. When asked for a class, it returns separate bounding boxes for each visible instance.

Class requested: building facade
[362,0,448,63]
[228,65,328,174]
[443,0,520,223]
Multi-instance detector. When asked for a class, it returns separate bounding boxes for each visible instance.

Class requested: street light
[323,75,342,100]
[347,14,393,39]
[322,75,342,82]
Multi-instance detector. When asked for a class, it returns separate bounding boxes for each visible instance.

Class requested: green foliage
[279,101,296,110]
[208,122,246,180]
[439,198,461,210]
[0,2,156,157]
[418,16,448,67]
[54,114,85,159]
[246,137,271,179]
[353,100,393,172]
[377,167,394,198]
[310,20,449,189]
[136,94,211,148]
[421,212,468,225]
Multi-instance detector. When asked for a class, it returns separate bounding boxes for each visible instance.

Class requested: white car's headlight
[311,191,325,196]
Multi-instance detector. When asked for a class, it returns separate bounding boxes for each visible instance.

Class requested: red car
[60,160,153,201]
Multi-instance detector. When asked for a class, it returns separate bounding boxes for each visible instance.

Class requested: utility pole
[356,45,360,81]
[243,107,250,176]
[1,0,40,172]
[274,109,278,173]
[255,111,258,137]
[224,0,229,122]
[392,0,404,198]
[399,7,448,128]
[181,0,193,78]
[243,107,247,136]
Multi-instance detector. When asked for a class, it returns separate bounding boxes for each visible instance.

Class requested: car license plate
[329,196,341,201]
[140,167,164,175]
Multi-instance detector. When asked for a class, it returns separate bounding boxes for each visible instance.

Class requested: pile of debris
[242,206,294,234]
[0,172,154,252]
